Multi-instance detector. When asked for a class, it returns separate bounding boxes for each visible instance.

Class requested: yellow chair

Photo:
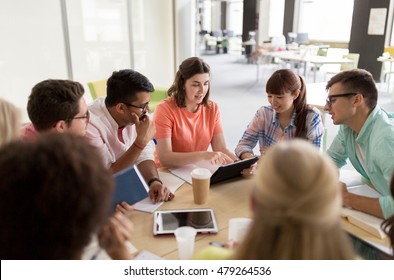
[87,79,107,100]
[150,87,168,112]
[384,46,394,57]
[87,80,166,111]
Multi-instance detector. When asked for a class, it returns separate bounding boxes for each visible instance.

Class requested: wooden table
[129,173,253,259]
[129,171,391,259]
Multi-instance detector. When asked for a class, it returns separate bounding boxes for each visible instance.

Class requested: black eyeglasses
[123,102,149,112]
[70,110,90,121]
[325,93,357,107]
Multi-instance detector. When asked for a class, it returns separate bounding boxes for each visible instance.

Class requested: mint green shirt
[327,105,394,218]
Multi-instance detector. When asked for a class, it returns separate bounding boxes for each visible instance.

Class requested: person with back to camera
[20,79,89,139]
[324,69,394,219]
[0,133,133,260]
[195,140,355,260]
[153,56,238,168]
[0,98,20,147]
[86,69,174,209]
[382,172,394,258]
[235,69,324,161]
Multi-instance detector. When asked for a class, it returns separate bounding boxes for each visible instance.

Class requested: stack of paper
[341,207,386,239]
[341,183,385,239]
[169,160,220,184]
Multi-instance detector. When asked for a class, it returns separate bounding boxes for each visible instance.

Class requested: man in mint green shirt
[325,69,394,219]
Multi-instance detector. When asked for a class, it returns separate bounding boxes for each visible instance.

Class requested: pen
[90,247,101,260]
[209,241,225,247]
[153,138,157,145]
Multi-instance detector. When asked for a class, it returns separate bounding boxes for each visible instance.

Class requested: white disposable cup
[228,218,252,243]
[190,168,211,204]
[174,226,197,260]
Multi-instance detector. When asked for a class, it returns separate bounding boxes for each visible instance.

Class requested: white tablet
[153,208,218,235]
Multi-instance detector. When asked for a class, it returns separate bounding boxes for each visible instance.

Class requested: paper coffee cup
[191,168,211,204]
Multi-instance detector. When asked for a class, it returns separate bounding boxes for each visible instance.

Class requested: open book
[341,184,386,239]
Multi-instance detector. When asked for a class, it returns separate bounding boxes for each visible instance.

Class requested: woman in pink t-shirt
[153,57,238,168]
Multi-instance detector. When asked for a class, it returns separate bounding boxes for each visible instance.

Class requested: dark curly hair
[0,133,114,259]
[105,69,154,107]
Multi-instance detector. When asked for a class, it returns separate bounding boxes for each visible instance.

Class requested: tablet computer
[210,156,259,185]
[153,208,218,235]
[112,165,149,210]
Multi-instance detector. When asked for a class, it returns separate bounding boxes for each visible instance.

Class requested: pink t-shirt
[153,98,223,165]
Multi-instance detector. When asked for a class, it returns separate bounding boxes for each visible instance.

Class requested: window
[298,0,354,42]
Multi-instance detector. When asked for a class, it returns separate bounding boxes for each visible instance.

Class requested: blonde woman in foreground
[0,98,20,147]
[196,140,355,259]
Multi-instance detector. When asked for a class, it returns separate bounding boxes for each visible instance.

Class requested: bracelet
[132,142,145,150]
[147,177,163,187]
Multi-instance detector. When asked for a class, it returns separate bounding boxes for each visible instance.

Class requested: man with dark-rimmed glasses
[86,69,174,210]
[20,79,89,139]
[324,68,394,220]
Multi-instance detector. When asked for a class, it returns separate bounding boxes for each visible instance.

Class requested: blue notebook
[112,165,149,210]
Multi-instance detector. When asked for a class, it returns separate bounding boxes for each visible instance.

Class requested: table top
[377,56,394,62]
[265,51,352,65]
[128,170,390,259]
[129,171,253,259]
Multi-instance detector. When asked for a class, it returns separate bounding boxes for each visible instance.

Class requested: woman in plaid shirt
[235,69,323,160]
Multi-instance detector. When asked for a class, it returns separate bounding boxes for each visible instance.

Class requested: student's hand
[98,212,134,260]
[206,152,233,165]
[149,181,175,203]
[225,239,240,250]
[131,113,156,147]
[259,147,267,156]
[340,181,351,207]
[241,162,257,176]
[115,201,135,214]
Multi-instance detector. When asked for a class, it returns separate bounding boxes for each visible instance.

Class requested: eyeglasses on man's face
[123,101,150,113]
[325,93,357,107]
[71,110,90,122]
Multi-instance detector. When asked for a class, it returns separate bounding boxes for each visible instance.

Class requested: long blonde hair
[0,98,20,147]
[235,140,354,259]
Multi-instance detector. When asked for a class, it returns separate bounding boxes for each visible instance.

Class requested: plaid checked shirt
[235,105,323,158]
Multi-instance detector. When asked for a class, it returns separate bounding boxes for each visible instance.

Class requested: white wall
[66,0,132,104]
[227,0,243,36]
[0,0,177,121]
[130,0,175,88]
[210,1,222,33]
[257,0,284,44]
[0,0,68,121]
[175,0,197,67]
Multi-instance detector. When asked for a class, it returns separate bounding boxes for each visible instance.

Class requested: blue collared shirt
[327,105,394,218]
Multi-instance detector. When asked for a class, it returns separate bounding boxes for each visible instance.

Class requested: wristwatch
[147,177,163,187]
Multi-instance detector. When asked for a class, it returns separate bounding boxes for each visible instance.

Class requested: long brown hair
[168,57,211,108]
[266,69,310,138]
